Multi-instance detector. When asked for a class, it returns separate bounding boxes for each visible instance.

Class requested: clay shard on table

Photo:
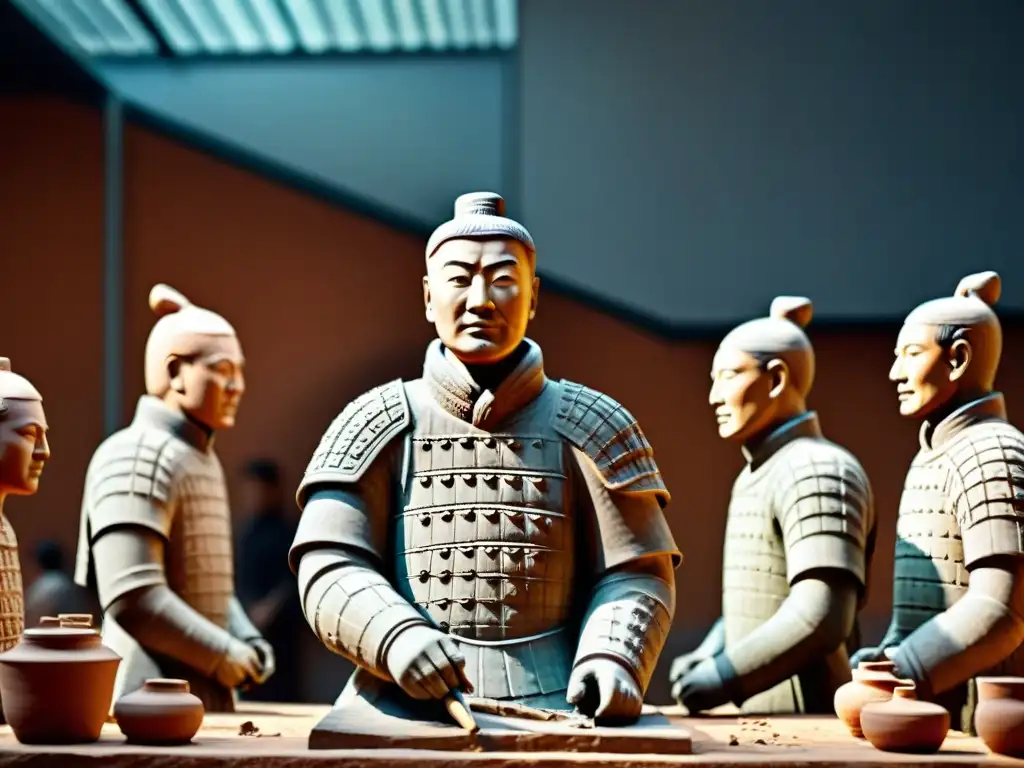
[0,613,120,744]
[858,271,1024,734]
[73,284,275,713]
[289,192,687,750]
[669,297,876,716]
[0,358,50,724]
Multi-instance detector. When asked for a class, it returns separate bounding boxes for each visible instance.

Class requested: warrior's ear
[167,356,187,394]
[948,338,973,382]
[765,358,790,400]
[422,276,435,323]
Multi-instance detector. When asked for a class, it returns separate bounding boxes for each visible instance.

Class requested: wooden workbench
[0,702,1016,767]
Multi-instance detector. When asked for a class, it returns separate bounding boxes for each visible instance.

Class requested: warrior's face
[889,322,961,419]
[0,399,49,496]
[424,238,539,365]
[709,348,776,442]
[169,335,246,431]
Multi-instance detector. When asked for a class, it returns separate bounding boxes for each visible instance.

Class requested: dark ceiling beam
[123,0,176,57]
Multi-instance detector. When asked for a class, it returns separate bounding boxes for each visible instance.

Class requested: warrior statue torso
[890,393,1024,676]
[295,338,678,708]
[722,412,874,713]
[0,515,22,654]
[75,396,235,709]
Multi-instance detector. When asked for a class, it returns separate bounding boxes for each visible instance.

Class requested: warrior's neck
[461,343,529,392]
[927,387,992,426]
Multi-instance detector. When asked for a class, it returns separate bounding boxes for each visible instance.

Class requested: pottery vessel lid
[0,614,120,663]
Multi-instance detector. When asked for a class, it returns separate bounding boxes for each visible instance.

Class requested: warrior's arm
[290,485,431,681]
[712,572,859,701]
[710,449,872,703]
[93,527,235,676]
[289,380,429,681]
[555,383,680,695]
[892,437,1024,695]
[227,596,263,643]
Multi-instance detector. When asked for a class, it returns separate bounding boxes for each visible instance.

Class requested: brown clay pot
[860,683,949,753]
[975,676,1024,757]
[834,660,901,737]
[114,678,205,745]
[0,614,120,744]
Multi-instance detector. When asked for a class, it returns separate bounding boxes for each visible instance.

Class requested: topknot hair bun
[954,271,1001,307]
[769,295,813,329]
[149,284,193,318]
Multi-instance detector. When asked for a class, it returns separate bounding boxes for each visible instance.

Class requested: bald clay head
[890,271,1002,419]
[423,192,540,366]
[144,284,245,432]
[710,296,815,443]
[0,358,49,497]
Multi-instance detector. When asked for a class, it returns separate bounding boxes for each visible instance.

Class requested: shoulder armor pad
[297,379,410,506]
[947,422,1024,520]
[553,380,670,505]
[89,427,180,507]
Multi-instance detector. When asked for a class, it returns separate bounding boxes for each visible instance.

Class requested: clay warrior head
[890,271,1002,420]
[423,192,539,366]
[144,284,245,431]
[710,297,815,443]
[0,359,49,498]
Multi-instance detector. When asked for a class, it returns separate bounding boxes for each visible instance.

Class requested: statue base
[309,671,692,753]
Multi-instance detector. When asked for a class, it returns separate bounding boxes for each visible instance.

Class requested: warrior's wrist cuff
[572,572,673,694]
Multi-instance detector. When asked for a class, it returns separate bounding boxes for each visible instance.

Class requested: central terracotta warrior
[75,284,274,711]
[290,192,680,720]
[852,271,1024,733]
[670,297,875,715]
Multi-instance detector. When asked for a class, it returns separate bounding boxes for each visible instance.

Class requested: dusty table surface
[0,702,1017,767]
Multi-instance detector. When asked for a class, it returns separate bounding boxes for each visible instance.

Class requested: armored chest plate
[396,408,575,642]
[0,515,22,653]
[165,453,234,630]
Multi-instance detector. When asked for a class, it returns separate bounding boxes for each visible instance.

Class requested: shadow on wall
[5,97,1024,705]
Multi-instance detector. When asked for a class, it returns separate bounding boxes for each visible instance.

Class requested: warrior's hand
[215,637,264,688]
[249,637,276,683]
[849,645,886,669]
[566,658,643,720]
[675,657,732,714]
[385,625,474,700]
[668,652,704,684]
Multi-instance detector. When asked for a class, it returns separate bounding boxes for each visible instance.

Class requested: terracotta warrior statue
[0,359,50,720]
[851,271,1024,732]
[289,192,680,722]
[669,297,876,714]
[74,284,275,711]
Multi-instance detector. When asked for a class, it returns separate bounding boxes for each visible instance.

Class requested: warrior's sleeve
[82,432,235,675]
[709,444,870,705]
[289,381,430,680]
[553,380,680,694]
[892,426,1024,696]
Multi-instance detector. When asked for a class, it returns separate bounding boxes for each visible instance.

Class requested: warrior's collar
[742,411,822,469]
[132,395,214,452]
[423,338,547,428]
[920,392,1007,452]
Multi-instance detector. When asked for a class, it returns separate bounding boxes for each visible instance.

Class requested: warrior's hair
[143,284,237,396]
[718,296,816,397]
[425,192,535,265]
[0,358,43,421]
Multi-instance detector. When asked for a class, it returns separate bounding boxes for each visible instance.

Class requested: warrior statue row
[1,190,1020,736]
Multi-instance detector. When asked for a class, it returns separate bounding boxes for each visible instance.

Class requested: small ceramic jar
[834,660,901,737]
[0,614,120,744]
[860,683,949,753]
[114,678,205,745]
[975,676,1024,757]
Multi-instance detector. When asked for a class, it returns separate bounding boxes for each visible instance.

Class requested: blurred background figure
[235,459,301,702]
[24,540,99,627]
